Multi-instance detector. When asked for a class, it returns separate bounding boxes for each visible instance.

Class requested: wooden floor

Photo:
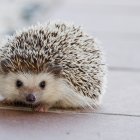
[0,0,140,139]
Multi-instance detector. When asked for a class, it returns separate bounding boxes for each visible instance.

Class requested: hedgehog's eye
[39,81,46,89]
[16,80,23,88]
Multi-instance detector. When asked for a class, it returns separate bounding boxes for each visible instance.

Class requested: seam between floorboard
[48,111,140,118]
[109,67,140,72]
[95,112,140,118]
[0,107,140,118]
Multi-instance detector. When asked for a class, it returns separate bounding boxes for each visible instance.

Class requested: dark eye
[16,80,23,88]
[39,81,46,89]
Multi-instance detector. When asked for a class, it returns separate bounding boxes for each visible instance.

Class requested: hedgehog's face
[0,72,63,106]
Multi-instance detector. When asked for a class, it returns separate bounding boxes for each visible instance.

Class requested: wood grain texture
[0,110,140,140]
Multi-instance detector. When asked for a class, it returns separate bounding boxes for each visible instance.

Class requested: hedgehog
[0,22,106,112]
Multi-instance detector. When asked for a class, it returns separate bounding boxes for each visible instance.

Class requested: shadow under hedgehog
[0,21,106,112]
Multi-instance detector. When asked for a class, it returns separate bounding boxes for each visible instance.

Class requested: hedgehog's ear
[47,63,62,76]
[0,59,9,73]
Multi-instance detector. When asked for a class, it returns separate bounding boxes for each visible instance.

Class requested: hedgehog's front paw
[33,104,49,112]
[1,99,13,105]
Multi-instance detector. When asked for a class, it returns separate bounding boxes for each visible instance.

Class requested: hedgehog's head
[0,60,63,106]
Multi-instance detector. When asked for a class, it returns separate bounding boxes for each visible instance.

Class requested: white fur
[0,72,97,108]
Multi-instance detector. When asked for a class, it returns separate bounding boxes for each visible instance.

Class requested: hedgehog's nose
[26,94,36,103]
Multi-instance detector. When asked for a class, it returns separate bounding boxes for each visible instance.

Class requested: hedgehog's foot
[1,99,14,105]
[33,104,49,112]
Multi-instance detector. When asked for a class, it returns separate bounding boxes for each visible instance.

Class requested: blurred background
[0,0,139,69]
[0,1,140,139]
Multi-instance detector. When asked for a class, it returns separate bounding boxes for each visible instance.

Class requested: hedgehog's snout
[26,94,36,103]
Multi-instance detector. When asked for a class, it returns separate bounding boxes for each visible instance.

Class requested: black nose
[26,94,36,103]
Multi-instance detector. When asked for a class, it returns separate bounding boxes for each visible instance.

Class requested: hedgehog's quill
[0,22,106,112]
